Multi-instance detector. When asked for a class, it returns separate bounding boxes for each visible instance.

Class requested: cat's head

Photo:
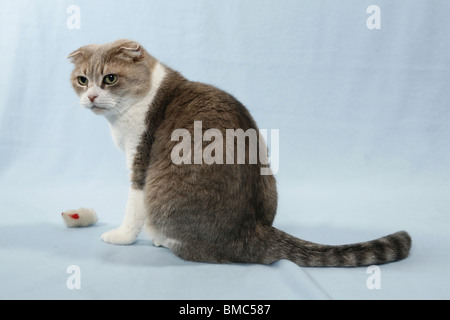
[68,39,155,116]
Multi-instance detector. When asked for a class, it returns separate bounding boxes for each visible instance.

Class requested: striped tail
[260,227,412,267]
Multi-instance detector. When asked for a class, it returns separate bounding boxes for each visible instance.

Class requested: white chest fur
[105,62,166,170]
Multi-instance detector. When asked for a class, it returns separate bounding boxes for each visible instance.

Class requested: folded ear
[67,44,98,63]
[67,49,83,62]
[116,40,144,62]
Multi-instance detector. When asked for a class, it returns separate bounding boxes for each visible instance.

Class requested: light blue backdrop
[0,0,449,299]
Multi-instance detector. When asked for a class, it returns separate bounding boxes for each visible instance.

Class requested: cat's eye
[103,74,118,85]
[77,76,88,86]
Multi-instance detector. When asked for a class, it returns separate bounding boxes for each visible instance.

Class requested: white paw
[152,236,179,249]
[153,238,162,247]
[101,228,137,245]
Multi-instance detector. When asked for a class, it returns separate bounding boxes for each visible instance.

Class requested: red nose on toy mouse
[61,208,98,227]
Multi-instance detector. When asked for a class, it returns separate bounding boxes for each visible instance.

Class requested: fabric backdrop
[0,0,449,299]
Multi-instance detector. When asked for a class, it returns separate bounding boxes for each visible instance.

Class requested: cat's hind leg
[144,222,180,248]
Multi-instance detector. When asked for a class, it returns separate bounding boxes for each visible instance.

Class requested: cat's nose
[88,94,98,102]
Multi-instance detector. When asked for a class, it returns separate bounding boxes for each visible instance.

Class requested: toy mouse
[61,208,98,227]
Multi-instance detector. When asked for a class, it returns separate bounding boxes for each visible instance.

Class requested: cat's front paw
[101,228,137,245]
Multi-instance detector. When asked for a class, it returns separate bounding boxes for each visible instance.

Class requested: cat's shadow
[0,223,187,268]
[0,222,391,268]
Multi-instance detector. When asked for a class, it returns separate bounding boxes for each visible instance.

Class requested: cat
[68,39,411,267]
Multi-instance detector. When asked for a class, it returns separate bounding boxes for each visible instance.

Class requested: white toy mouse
[61,208,98,227]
